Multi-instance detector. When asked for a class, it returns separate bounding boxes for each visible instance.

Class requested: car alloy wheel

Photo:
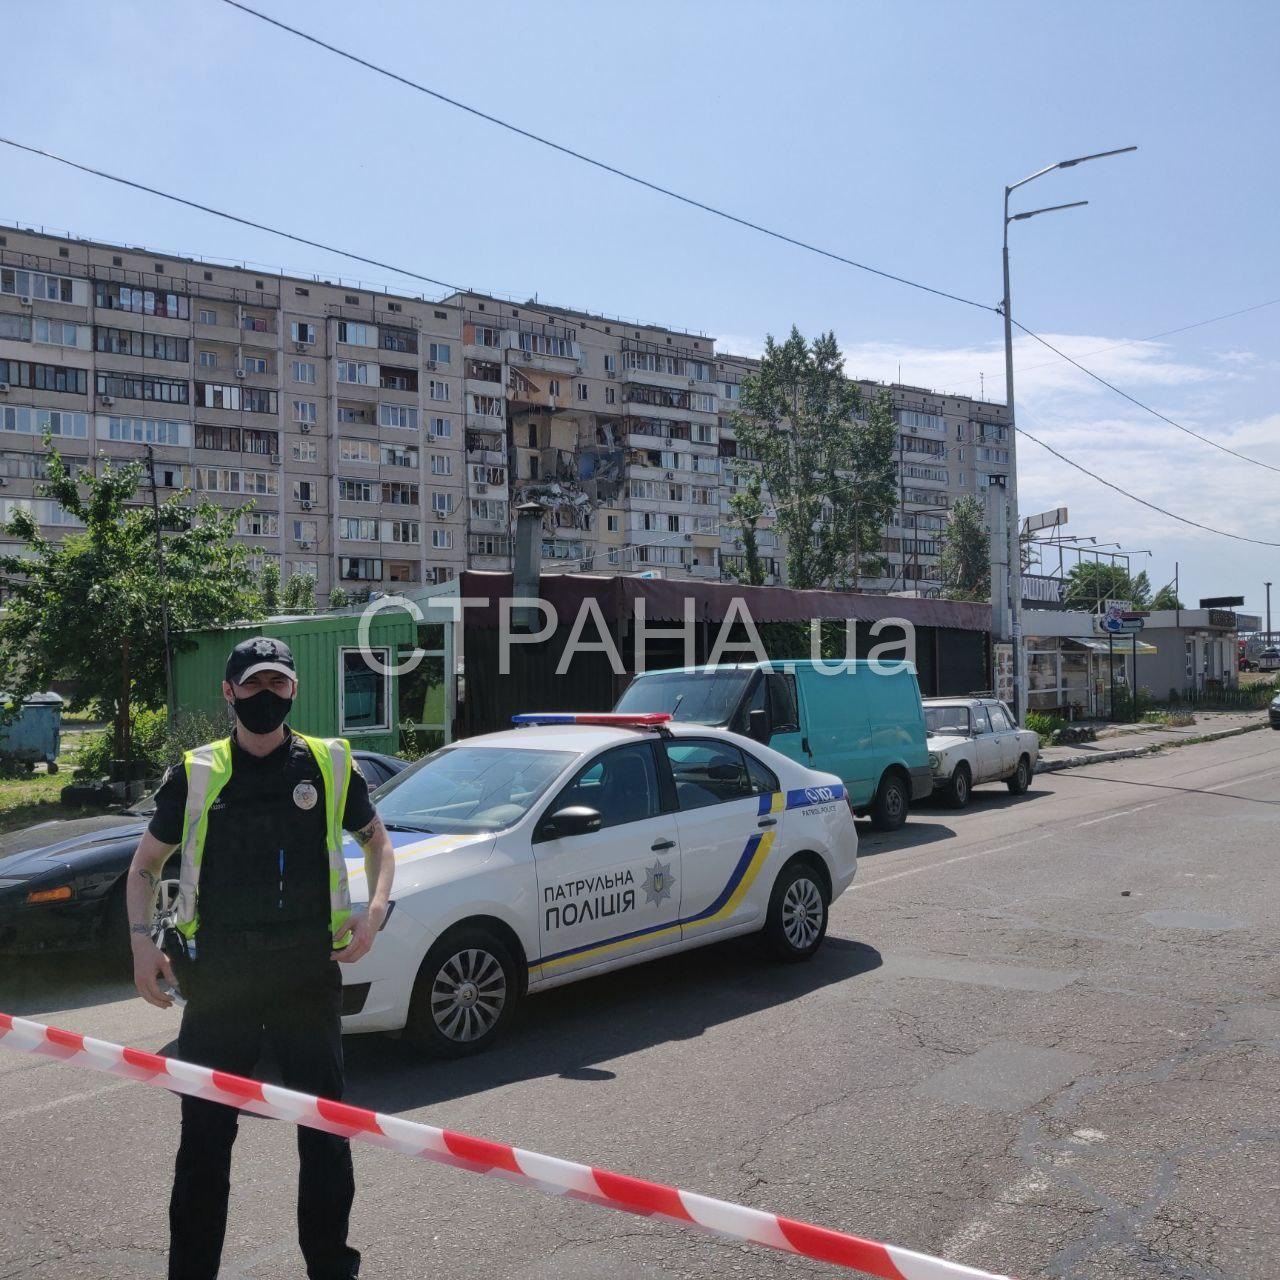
[781,877,824,950]
[431,947,507,1044]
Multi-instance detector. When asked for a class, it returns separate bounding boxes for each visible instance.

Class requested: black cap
[225,636,297,685]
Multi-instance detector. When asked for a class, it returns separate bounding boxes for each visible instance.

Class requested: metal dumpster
[0,692,64,772]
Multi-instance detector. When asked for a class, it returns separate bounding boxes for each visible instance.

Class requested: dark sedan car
[0,748,408,956]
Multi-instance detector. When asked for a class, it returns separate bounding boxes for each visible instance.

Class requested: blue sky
[4,0,1278,615]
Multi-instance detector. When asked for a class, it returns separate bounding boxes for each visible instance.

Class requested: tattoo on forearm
[137,868,159,889]
[354,818,380,849]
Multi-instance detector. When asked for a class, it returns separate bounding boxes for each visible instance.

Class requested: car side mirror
[539,806,603,840]
[747,707,772,744]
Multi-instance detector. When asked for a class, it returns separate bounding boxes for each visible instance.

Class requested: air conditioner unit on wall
[18,296,31,307]
[235,369,246,379]
[100,395,114,406]
[270,453,282,465]
[425,360,437,371]
[300,500,314,511]
[300,422,312,434]
[294,342,308,353]
[298,540,312,549]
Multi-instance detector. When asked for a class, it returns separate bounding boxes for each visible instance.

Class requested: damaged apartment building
[0,227,1012,597]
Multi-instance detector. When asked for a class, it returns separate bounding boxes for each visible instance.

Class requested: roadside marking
[0,1078,130,1124]
[1074,801,1161,827]
[855,832,1056,890]
[1203,765,1280,792]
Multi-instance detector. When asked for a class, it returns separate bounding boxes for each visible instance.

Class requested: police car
[340,713,858,1056]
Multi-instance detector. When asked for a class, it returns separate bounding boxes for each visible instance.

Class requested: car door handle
[651,838,676,851]
[757,818,777,828]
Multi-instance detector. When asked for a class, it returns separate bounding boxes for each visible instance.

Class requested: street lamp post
[1266,581,1272,642]
[1001,145,1137,725]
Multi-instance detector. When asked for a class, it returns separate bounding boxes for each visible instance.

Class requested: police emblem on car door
[532,741,681,977]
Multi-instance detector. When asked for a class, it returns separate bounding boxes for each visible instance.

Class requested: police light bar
[511,712,673,728]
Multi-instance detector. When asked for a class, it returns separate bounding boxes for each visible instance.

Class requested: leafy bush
[1025,711,1066,744]
[398,723,444,761]
[75,707,230,780]
[1142,709,1196,728]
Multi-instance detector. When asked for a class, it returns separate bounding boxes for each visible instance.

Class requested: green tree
[1130,570,1152,608]
[733,328,898,589]
[938,495,991,602]
[1063,561,1137,612]
[726,469,766,586]
[0,445,255,764]
[257,558,281,615]
[329,586,349,610]
[283,570,317,614]
[1151,583,1184,609]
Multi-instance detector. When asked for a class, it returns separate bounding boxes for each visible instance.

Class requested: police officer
[127,636,395,1280]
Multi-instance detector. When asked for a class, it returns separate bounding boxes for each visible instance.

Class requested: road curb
[1034,720,1267,774]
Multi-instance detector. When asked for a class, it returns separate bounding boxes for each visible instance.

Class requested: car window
[375,745,575,833]
[988,705,1013,732]
[925,706,971,736]
[614,670,754,724]
[766,673,800,733]
[665,739,757,809]
[552,742,661,829]
[744,750,780,796]
[355,757,387,787]
[973,705,992,734]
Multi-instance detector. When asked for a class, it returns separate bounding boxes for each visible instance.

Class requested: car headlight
[928,752,940,769]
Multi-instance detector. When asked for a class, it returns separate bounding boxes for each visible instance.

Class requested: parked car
[0,748,408,956]
[1269,694,1280,730]
[922,698,1039,808]
[1258,649,1280,673]
[338,712,858,1055]
[613,661,931,831]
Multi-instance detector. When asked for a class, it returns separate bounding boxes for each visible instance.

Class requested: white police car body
[340,713,857,1055]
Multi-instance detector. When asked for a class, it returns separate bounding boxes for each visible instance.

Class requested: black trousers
[168,950,360,1280]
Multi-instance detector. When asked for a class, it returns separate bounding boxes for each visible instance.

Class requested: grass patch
[0,771,101,835]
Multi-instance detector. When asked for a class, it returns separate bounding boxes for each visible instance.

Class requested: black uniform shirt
[148,729,376,946]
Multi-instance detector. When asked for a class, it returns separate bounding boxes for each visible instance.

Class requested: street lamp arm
[1007,145,1138,195]
[1010,199,1089,223]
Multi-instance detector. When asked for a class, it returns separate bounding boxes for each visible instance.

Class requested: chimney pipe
[512,501,546,632]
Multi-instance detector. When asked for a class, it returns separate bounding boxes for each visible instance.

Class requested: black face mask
[232,689,293,735]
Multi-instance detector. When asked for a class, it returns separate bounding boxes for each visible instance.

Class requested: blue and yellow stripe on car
[538,828,777,972]
[756,784,845,817]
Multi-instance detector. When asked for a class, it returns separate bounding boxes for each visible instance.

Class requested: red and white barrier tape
[0,1012,1013,1280]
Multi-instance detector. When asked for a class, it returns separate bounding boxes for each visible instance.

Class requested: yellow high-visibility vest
[174,733,354,946]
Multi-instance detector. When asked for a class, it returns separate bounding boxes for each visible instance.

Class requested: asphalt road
[2,731,1278,1280]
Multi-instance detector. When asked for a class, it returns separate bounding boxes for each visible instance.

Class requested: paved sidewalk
[1036,708,1270,773]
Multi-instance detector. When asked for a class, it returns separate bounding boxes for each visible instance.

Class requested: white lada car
[923,697,1039,808]
[341,712,858,1056]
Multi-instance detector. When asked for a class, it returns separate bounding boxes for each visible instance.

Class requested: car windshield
[615,670,754,725]
[372,745,576,834]
[925,706,971,737]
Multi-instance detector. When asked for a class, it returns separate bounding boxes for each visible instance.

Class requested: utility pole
[1266,580,1273,643]
[145,445,175,714]
[1002,145,1137,725]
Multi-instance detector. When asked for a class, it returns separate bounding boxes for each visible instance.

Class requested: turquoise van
[613,661,931,830]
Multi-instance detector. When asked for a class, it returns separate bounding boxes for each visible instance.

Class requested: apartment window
[722,382,741,401]
[293,399,317,424]
[291,441,317,468]
[198,309,218,326]
[241,512,279,537]
[548,379,561,397]
[339,517,379,541]
[381,443,419,468]
[293,520,319,542]
[242,356,268,375]
[337,321,376,347]
[35,319,90,349]
[386,520,420,545]
[339,479,377,503]
[576,382,589,401]
[242,389,277,414]
[428,342,451,363]
[376,404,414,430]
[469,394,502,418]
[3,268,78,303]
[96,372,189,404]
[337,361,371,385]
[381,325,418,355]
[694,422,715,444]
[518,332,573,358]
[195,424,241,451]
[431,491,451,515]
[93,282,189,318]
[899,409,946,433]
[290,322,316,344]
[241,314,271,334]
[291,559,318,579]
[688,361,710,382]
[199,350,218,369]
[430,455,451,476]
[100,414,188,446]
[690,392,716,413]
[604,354,617,373]
[605,387,616,405]
[291,360,316,384]
[193,467,239,493]
[1,406,90,438]
[380,365,417,392]
[469,534,511,557]
[470,498,507,522]
[382,481,419,505]
[336,406,369,424]
[94,328,188,361]
[196,382,240,411]
[339,438,377,464]
[1,360,88,395]
[692,486,715,505]
[429,416,452,439]
[293,480,316,503]
[473,325,501,347]
[629,480,659,501]
[0,314,30,341]
[339,557,383,583]
[429,380,449,401]
[242,428,279,455]
[431,528,453,550]
[606,514,620,532]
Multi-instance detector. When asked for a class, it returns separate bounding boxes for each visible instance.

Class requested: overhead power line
[3,135,1269,550]
[1012,317,1280,475]
[1016,423,1280,547]
[217,0,996,316]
